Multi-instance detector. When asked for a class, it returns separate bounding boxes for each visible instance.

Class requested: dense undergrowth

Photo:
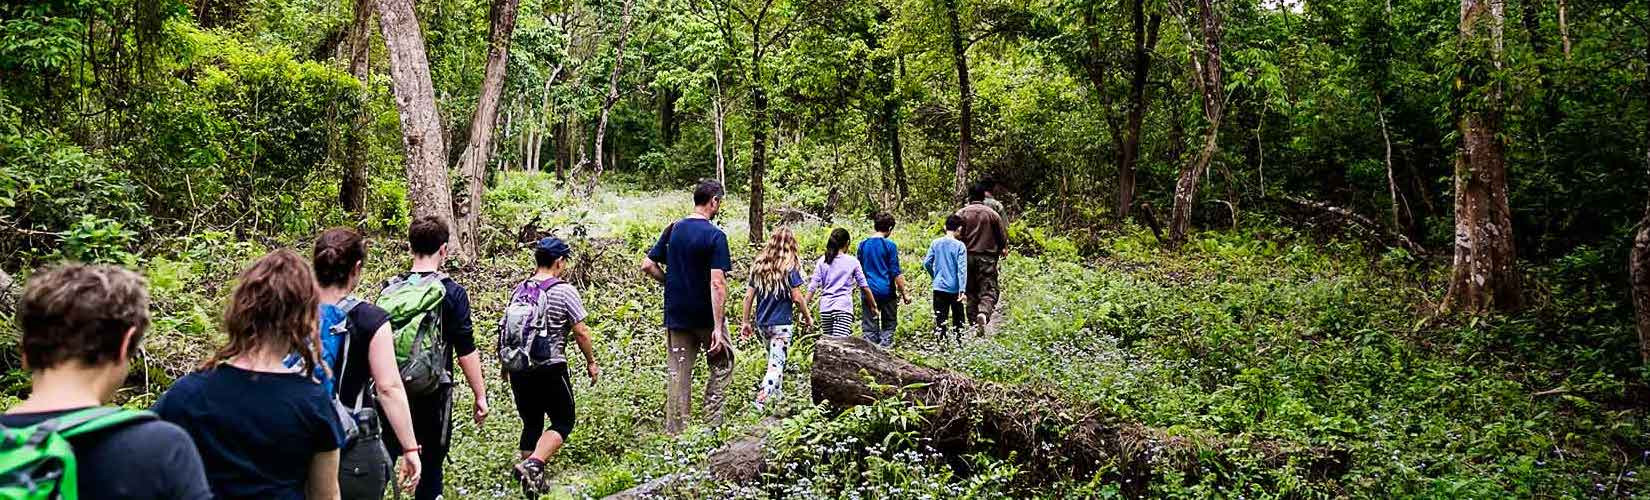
[1,171,1644,498]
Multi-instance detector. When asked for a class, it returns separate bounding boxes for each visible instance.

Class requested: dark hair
[968,183,988,203]
[534,247,564,268]
[693,179,725,206]
[313,227,367,287]
[18,264,150,371]
[409,215,450,256]
[824,228,851,265]
[873,213,896,233]
[207,250,321,377]
[944,214,965,232]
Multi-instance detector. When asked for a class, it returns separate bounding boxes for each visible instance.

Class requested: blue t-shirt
[154,365,347,500]
[647,217,733,330]
[753,269,805,327]
[923,236,968,294]
[857,236,902,301]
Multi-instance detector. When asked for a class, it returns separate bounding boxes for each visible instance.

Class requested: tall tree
[453,0,521,263]
[945,0,972,204]
[1444,0,1520,313]
[341,0,374,216]
[1167,0,1224,247]
[1633,45,1650,365]
[591,0,639,192]
[376,0,463,256]
[1117,0,1161,221]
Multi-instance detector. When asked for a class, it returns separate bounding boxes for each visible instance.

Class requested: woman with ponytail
[154,250,347,500]
[807,228,879,338]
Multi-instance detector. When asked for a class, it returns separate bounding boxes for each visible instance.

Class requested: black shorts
[509,363,576,450]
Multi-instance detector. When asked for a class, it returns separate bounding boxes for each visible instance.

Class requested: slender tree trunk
[591,0,637,193]
[750,62,770,244]
[945,0,972,204]
[1445,0,1520,313]
[887,98,909,202]
[1376,92,1402,231]
[713,81,727,188]
[555,117,569,181]
[341,0,374,216]
[376,0,461,251]
[452,0,519,263]
[1167,0,1224,248]
[1119,0,1162,221]
[1557,0,1571,60]
[1631,41,1650,365]
[660,86,679,148]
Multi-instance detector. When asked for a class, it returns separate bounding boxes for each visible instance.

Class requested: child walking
[739,227,812,411]
[857,213,910,348]
[809,228,879,338]
[924,215,969,343]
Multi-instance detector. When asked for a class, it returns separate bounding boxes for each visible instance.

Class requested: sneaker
[514,458,546,497]
[975,314,989,334]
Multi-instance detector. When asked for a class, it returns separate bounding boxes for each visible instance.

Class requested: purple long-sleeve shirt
[809,254,868,313]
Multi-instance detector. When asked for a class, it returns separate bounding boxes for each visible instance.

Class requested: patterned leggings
[753,325,793,410]
[819,310,855,337]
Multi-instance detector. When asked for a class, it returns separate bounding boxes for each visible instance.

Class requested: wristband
[403,446,422,455]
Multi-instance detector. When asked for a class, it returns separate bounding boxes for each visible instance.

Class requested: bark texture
[453,0,520,263]
[945,0,972,205]
[810,336,1348,492]
[1444,0,1520,313]
[340,0,374,216]
[1118,0,1161,221]
[376,0,460,250]
[590,0,637,192]
[1167,0,1224,248]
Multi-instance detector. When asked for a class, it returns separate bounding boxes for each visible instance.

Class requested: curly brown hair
[204,249,321,377]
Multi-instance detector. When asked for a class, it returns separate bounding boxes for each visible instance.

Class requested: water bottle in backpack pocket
[380,273,452,396]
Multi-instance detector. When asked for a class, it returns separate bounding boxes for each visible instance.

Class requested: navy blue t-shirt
[648,217,733,330]
[753,269,805,327]
[857,236,902,301]
[154,364,347,500]
[0,408,213,500]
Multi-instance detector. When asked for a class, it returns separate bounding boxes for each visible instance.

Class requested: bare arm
[740,286,757,338]
[862,287,880,317]
[709,269,730,353]
[640,258,666,283]
[366,325,419,485]
[307,450,341,500]
[458,352,487,423]
[791,287,813,328]
[571,322,599,383]
[895,275,910,303]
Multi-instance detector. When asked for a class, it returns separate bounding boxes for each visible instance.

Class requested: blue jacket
[923,236,968,294]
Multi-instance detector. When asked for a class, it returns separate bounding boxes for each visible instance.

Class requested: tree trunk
[1520,0,1560,127]
[660,86,679,148]
[590,0,637,193]
[376,0,461,250]
[1167,0,1224,248]
[1376,92,1402,231]
[1632,46,1650,366]
[713,81,727,188]
[809,336,1349,492]
[1557,0,1571,60]
[452,0,519,264]
[945,0,972,204]
[1445,0,1520,313]
[340,0,375,216]
[885,98,909,203]
[1119,0,1161,221]
[750,45,771,243]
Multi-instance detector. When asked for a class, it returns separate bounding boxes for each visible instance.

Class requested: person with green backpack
[1,264,211,500]
[378,215,488,500]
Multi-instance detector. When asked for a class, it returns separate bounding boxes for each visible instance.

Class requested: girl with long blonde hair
[739,226,812,411]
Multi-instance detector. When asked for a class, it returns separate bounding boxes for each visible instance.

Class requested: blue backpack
[285,298,362,395]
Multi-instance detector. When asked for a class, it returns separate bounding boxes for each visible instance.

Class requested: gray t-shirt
[529,280,588,365]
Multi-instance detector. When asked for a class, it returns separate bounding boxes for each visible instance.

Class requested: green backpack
[0,407,156,500]
[380,272,451,396]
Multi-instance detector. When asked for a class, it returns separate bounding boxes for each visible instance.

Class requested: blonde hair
[750,226,800,296]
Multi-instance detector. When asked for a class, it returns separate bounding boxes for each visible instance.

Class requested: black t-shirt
[402,272,477,371]
[333,302,392,408]
[153,365,347,500]
[0,407,213,500]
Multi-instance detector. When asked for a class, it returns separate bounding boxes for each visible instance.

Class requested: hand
[586,361,601,385]
[901,294,913,305]
[473,398,489,426]
[397,450,423,492]
[739,322,755,341]
[959,293,968,303]
[709,326,732,355]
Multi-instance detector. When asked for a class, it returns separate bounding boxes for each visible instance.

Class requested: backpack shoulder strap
[49,408,156,441]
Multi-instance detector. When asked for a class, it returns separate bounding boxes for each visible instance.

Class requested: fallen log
[1282,195,1426,255]
[605,434,768,499]
[811,336,1350,492]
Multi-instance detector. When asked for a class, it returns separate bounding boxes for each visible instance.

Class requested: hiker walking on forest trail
[2,264,212,500]
[956,183,1009,333]
[640,180,735,435]
[739,227,812,411]
[981,180,1007,218]
[809,228,879,339]
[858,214,910,348]
[379,216,490,500]
[499,237,601,496]
[153,250,346,500]
[924,215,969,344]
[310,228,423,497]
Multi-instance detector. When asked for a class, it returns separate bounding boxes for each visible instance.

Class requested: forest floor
[3,171,1644,498]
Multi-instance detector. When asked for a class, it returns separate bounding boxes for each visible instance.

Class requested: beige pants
[664,328,734,435]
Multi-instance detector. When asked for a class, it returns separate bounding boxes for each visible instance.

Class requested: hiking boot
[975,314,989,334]
[513,458,546,498]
